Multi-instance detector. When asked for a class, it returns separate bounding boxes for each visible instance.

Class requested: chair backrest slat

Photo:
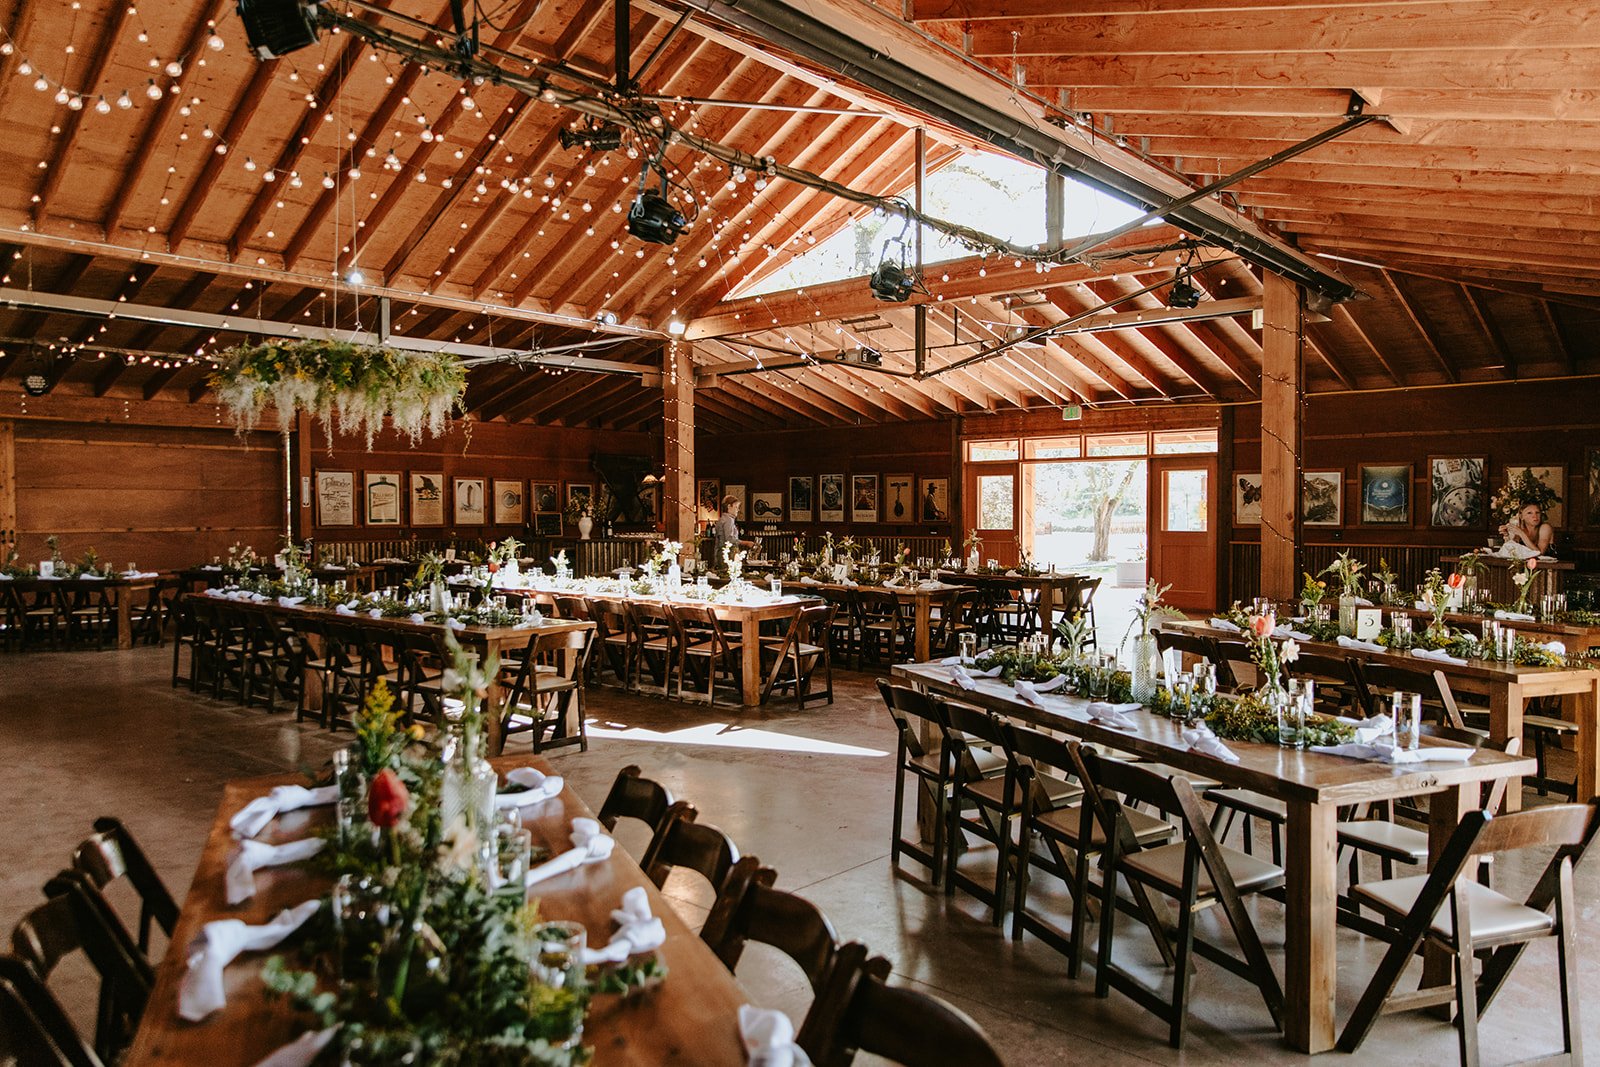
[595,765,674,833]
[642,802,741,892]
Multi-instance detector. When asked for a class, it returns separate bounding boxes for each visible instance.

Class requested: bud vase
[1338,593,1358,637]
[1130,631,1160,704]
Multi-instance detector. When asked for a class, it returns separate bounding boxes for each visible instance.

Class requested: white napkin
[409,612,427,624]
[1014,676,1068,708]
[1182,724,1240,762]
[1208,617,1241,632]
[1311,742,1476,764]
[225,838,326,905]
[1354,597,1374,607]
[179,900,320,1021]
[495,767,564,810]
[1004,569,1022,578]
[1273,625,1313,641]
[230,785,338,839]
[1411,647,1467,666]
[334,603,357,616]
[252,1028,339,1067]
[799,575,821,586]
[445,617,466,631]
[1348,714,1394,745]
[1544,640,1567,656]
[80,573,106,580]
[1337,635,1385,652]
[524,818,616,888]
[1494,609,1535,622]
[950,665,978,690]
[740,1004,813,1067]
[202,564,222,571]
[277,596,306,608]
[881,577,901,589]
[1086,702,1141,729]
[580,886,667,965]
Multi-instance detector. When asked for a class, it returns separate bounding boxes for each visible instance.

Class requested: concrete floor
[2,645,1594,1065]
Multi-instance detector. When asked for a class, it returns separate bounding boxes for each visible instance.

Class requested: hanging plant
[210,339,468,447]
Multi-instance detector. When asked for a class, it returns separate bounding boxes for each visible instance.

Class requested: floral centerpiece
[1244,610,1298,699]
[963,528,983,568]
[1299,572,1327,615]
[224,542,260,583]
[1491,467,1562,524]
[489,537,524,572]
[1320,551,1366,635]
[211,339,466,448]
[1124,579,1185,702]
[550,550,573,582]
[1511,557,1541,614]
[1206,692,1355,747]
[1420,567,1453,638]
[1054,611,1094,663]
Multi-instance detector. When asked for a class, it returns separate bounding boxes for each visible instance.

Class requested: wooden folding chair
[701,857,840,991]
[641,801,742,896]
[1338,800,1600,1065]
[804,942,1007,1067]
[0,954,104,1067]
[71,818,178,960]
[596,765,675,837]
[499,627,592,754]
[761,603,834,709]
[1076,747,1285,1048]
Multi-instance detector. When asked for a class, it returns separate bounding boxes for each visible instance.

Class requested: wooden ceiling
[0,0,1595,431]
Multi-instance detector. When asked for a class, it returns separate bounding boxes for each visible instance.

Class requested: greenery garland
[211,339,467,447]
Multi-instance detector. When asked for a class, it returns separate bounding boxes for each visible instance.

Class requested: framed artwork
[531,481,560,515]
[1429,456,1486,528]
[696,479,721,522]
[316,470,355,527]
[851,474,879,523]
[724,484,747,515]
[788,476,815,523]
[1504,464,1566,527]
[1234,473,1262,526]
[819,474,845,523]
[363,472,402,526]
[918,477,950,523]
[566,483,594,513]
[534,513,561,536]
[1589,450,1600,527]
[454,478,487,525]
[1360,464,1411,525]
[1302,470,1343,527]
[494,480,525,525]
[750,491,784,522]
[638,483,660,522]
[410,472,445,526]
[882,473,915,523]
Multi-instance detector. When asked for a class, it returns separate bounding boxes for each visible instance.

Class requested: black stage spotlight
[627,165,690,245]
[237,0,323,59]
[869,259,916,302]
[559,122,624,152]
[1167,276,1201,309]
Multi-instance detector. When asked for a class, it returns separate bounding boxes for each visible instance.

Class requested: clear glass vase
[1338,593,1358,637]
[1130,631,1160,705]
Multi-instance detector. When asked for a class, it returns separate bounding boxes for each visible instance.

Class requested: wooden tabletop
[195,592,594,645]
[1380,603,1600,642]
[934,569,1083,587]
[778,579,968,601]
[893,661,1536,807]
[123,757,749,1066]
[2,575,157,589]
[481,584,810,622]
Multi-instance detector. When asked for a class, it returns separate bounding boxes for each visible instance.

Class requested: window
[1086,432,1148,457]
[977,474,1015,529]
[967,438,1019,462]
[1153,429,1219,455]
[1025,436,1082,459]
[1164,469,1209,532]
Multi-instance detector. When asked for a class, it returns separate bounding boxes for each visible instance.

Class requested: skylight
[735,151,1146,299]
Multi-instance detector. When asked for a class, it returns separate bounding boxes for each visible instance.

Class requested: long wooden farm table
[1163,617,1600,808]
[121,756,749,1066]
[892,660,1536,1054]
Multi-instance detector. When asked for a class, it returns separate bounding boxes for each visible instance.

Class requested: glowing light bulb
[206,33,224,50]
[322,172,335,189]
[116,90,132,109]
[94,95,110,113]
[66,94,83,110]
[53,87,68,103]
[164,60,182,77]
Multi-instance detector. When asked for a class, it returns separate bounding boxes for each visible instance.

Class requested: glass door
[1148,455,1218,610]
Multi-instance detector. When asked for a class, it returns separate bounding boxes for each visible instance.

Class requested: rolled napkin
[1336,635,1385,653]
[1411,647,1467,666]
[1354,596,1374,607]
[334,603,357,616]
[445,617,466,631]
[225,838,326,905]
[1182,724,1240,763]
[202,564,222,571]
[1208,617,1241,632]
[79,573,106,580]
[840,578,858,588]
[1273,625,1313,641]
[799,575,821,586]
[1311,742,1476,764]
[252,1028,339,1067]
[179,900,320,1021]
[367,609,382,620]
[950,665,979,691]
[230,784,339,839]
[1494,609,1535,622]
[881,577,900,589]
[495,766,564,810]
[1014,676,1068,708]
[1004,569,1022,578]
[740,1004,813,1067]
[277,595,306,608]
[524,818,616,888]
[1348,714,1394,745]
[580,886,667,965]
[1544,640,1567,656]
[1086,702,1141,730]
[409,612,427,624]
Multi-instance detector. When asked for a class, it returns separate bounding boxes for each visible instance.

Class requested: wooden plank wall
[11,421,282,571]
[302,418,657,548]
[1229,377,1600,598]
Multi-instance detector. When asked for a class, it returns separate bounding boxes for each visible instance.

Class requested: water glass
[958,632,977,665]
[1193,660,1216,698]
[493,826,533,891]
[1170,674,1194,723]
[1499,626,1516,662]
[769,576,782,596]
[1392,691,1421,750]
[1276,690,1305,748]
[1391,613,1412,650]
[531,920,587,989]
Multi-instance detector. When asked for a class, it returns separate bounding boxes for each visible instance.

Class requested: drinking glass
[958,632,977,665]
[127,561,137,575]
[1392,691,1421,750]
[1499,626,1516,662]
[531,920,587,989]
[1193,660,1216,698]
[493,827,533,891]
[1391,613,1412,651]
[1275,690,1304,748]
[1170,674,1194,723]
[769,576,782,595]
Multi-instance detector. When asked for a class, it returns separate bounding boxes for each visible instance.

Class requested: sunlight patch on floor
[586,720,888,757]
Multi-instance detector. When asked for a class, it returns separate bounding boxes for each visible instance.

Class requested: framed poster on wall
[410,472,445,526]
[454,477,487,525]
[1360,464,1411,525]
[918,477,950,523]
[882,473,914,522]
[724,484,747,516]
[1589,450,1600,527]
[789,476,815,523]
[851,474,879,523]
[1234,473,1262,526]
[316,470,355,527]
[819,474,845,523]
[566,483,594,516]
[750,491,784,522]
[1428,456,1485,528]
[494,480,525,525]
[531,481,560,516]
[1302,471,1343,527]
[696,479,721,522]
[363,472,402,526]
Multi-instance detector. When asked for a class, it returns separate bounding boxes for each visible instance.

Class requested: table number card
[1356,608,1383,640]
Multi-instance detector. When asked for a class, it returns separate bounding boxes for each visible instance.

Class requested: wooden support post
[292,413,312,544]
[664,341,695,544]
[1259,272,1303,601]
[0,419,16,552]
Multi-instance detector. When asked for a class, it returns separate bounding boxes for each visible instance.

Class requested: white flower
[1281,639,1300,664]
[1512,570,1531,588]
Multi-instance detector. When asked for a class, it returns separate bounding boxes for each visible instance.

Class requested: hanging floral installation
[211,339,468,447]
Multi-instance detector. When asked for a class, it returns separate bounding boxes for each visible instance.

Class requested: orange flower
[1448,572,1463,588]
[1527,558,1539,570]
[367,768,410,828]
[1249,613,1275,638]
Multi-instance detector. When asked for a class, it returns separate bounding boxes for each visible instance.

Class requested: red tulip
[1448,572,1463,588]
[367,768,410,828]
[1527,558,1539,570]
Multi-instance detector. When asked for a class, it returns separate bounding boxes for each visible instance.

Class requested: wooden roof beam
[493,370,593,423]
[1330,302,1402,386]
[543,377,640,426]
[1028,290,1180,396]
[1077,279,1227,397]
[958,299,1099,404]
[1538,301,1578,375]
[1381,269,1460,383]
[1460,285,1516,379]
[166,64,282,249]
[711,374,840,427]
[32,0,136,225]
